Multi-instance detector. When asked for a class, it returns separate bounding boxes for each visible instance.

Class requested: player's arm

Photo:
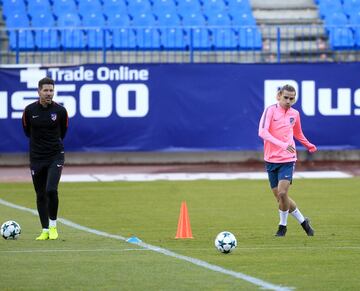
[60,108,68,140]
[293,112,317,153]
[22,107,30,137]
[258,107,288,150]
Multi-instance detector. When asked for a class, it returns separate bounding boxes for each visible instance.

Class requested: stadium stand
[1,0,360,63]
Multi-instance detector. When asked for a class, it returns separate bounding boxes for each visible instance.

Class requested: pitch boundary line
[0,248,149,253]
[0,198,294,291]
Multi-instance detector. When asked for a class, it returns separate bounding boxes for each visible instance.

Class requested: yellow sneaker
[49,227,58,240]
[36,231,49,240]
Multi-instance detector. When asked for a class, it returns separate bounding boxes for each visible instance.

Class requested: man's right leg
[31,164,49,240]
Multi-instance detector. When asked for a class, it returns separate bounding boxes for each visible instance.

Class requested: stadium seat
[58,13,86,49]
[112,28,137,49]
[202,0,227,14]
[156,12,181,27]
[186,27,211,49]
[27,0,52,18]
[127,0,152,14]
[31,13,60,49]
[206,13,232,26]
[177,0,202,14]
[160,27,187,49]
[343,0,360,16]
[152,0,177,15]
[354,28,360,47]
[131,13,157,26]
[324,12,349,34]
[348,10,360,24]
[78,0,103,18]
[230,12,256,26]
[238,27,262,50]
[135,28,162,49]
[106,13,131,26]
[2,0,27,19]
[82,13,111,49]
[226,0,252,14]
[53,0,78,18]
[211,27,238,49]
[181,12,206,26]
[6,13,35,50]
[318,0,343,19]
[329,27,355,49]
[103,0,128,16]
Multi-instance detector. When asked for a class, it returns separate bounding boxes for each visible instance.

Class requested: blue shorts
[265,162,295,189]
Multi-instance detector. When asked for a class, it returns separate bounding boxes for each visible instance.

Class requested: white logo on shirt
[32,115,39,118]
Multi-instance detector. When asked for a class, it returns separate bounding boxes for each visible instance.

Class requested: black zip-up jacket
[22,101,68,161]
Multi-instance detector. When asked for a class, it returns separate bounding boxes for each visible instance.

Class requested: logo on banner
[0,65,150,119]
[264,80,360,116]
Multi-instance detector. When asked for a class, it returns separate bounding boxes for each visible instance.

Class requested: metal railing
[1,25,359,65]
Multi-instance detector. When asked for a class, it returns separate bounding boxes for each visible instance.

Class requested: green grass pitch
[0,178,360,290]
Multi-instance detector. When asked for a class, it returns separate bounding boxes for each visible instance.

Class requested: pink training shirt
[258,103,315,163]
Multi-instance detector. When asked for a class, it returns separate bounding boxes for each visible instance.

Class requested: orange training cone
[175,201,193,239]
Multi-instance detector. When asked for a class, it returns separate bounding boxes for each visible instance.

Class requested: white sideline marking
[0,248,149,253]
[60,171,352,182]
[0,198,293,291]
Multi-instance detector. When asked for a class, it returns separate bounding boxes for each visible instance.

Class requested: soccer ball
[214,231,237,254]
[1,220,21,240]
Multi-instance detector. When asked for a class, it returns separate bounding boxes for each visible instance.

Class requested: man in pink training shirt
[258,84,317,237]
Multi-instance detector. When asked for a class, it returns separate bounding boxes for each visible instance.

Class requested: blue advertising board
[0,63,359,152]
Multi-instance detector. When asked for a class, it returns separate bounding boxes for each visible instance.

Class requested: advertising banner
[0,63,359,152]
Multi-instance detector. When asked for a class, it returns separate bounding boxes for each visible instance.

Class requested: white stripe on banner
[0,198,294,291]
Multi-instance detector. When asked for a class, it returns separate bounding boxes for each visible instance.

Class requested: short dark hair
[278,84,296,95]
[38,77,55,89]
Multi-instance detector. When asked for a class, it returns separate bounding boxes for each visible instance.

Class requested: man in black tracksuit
[22,77,68,240]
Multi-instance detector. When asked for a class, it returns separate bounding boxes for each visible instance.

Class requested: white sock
[49,219,57,228]
[43,228,49,233]
[279,209,289,226]
[290,208,305,224]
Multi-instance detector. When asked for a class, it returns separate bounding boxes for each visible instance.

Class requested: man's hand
[308,144,317,153]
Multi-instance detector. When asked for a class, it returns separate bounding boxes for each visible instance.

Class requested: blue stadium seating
[329,27,355,49]
[5,13,35,50]
[27,0,52,18]
[152,0,177,15]
[202,0,227,13]
[78,0,103,18]
[2,0,263,52]
[348,10,360,24]
[187,27,211,49]
[103,0,128,16]
[238,27,262,50]
[177,0,202,14]
[156,12,182,27]
[31,13,60,49]
[127,0,152,14]
[226,0,252,14]
[53,0,78,18]
[343,0,360,16]
[135,28,162,49]
[106,13,131,26]
[131,13,157,26]
[82,13,111,49]
[318,0,343,19]
[230,12,256,26]
[181,12,206,26]
[160,27,187,49]
[211,27,238,49]
[58,13,86,49]
[2,0,27,19]
[112,28,137,48]
[206,13,232,26]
